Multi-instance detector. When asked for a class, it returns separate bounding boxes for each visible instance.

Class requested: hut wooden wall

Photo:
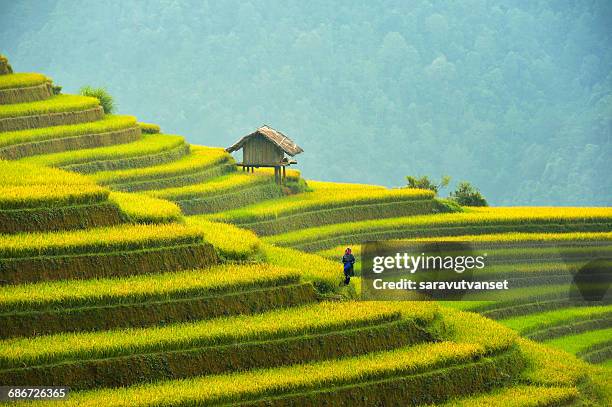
[243,135,284,165]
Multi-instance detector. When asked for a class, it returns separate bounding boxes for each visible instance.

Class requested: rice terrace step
[0,302,436,389]
[20,134,190,173]
[0,73,53,104]
[91,145,235,191]
[0,161,126,233]
[0,265,318,338]
[0,115,138,156]
[0,94,103,132]
[0,223,218,284]
[0,115,141,160]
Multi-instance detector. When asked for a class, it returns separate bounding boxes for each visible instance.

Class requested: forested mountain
[2,0,610,205]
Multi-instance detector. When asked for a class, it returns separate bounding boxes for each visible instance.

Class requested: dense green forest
[1,0,610,205]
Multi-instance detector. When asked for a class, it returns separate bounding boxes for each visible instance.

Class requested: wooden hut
[226,125,304,184]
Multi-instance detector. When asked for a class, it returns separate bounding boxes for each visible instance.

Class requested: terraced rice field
[0,73,53,105]
[545,328,612,363]
[266,207,612,251]
[0,72,49,89]
[307,221,612,370]
[0,94,99,118]
[0,115,137,149]
[138,122,160,134]
[209,183,444,235]
[0,223,206,258]
[1,57,610,405]
[6,309,594,406]
[0,115,140,159]
[20,133,189,172]
[0,160,108,208]
[185,217,262,260]
[149,172,274,202]
[212,184,435,223]
[91,146,233,191]
[0,160,125,233]
[108,192,182,223]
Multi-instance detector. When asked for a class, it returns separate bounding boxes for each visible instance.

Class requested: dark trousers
[343,266,353,285]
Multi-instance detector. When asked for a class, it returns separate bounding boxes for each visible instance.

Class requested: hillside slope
[0,56,610,406]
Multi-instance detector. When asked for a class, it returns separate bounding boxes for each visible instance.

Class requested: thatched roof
[226,125,304,156]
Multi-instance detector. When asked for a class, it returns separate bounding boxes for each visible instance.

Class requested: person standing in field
[342,247,356,285]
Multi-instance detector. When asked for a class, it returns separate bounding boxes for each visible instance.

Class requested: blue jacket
[342,254,355,271]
